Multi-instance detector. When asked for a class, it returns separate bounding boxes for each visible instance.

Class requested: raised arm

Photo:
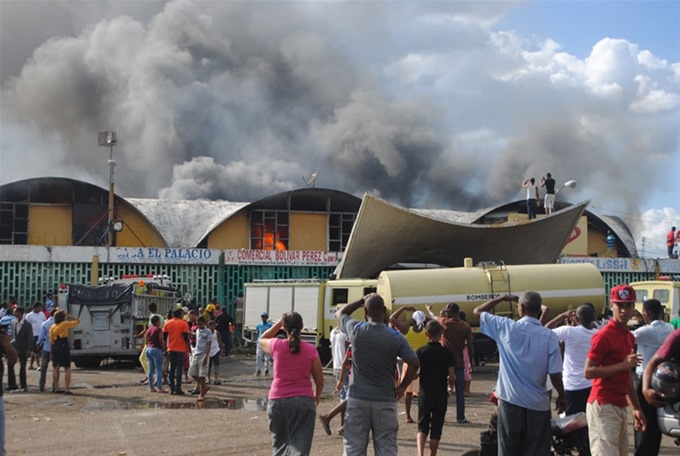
[389,306,414,335]
[259,319,283,355]
[336,296,367,321]
[473,294,518,316]
[545,310,574,329]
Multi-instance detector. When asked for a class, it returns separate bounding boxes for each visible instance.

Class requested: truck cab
[630,279,680,324]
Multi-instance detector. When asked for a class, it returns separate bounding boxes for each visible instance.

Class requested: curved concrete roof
[335,195,590,279]
[0,177,166,244]
[126,198,249,248]
[469,200,637,257]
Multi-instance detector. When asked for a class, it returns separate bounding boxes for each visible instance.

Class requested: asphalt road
[3,355,678,455]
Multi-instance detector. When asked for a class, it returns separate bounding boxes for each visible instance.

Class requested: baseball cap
[412,311,427,331]
[206,304,216,312]
[261,311,269,317]
[610,284,636,304]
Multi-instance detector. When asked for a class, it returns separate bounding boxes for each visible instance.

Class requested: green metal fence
[0,261,334,315]
[0,259,662,314]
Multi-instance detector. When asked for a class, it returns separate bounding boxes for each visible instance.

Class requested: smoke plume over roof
[1,0,678,225]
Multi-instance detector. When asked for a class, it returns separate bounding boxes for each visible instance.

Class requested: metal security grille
[0,260,657,312]
[0,261,92,305]
[0,261,334,314]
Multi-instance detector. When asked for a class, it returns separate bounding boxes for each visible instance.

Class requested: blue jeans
[454,366,466,421]
[168,351,185,393]
[527,198,537,219]
[145,347,163,390]
[256,344,271,373]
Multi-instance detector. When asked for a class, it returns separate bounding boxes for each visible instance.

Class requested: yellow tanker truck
[378,258,606,355]
[245,259,605,358]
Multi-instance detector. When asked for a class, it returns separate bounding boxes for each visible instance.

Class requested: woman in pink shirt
[259,312,324,456]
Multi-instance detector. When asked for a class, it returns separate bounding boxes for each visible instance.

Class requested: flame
[264,232,287,250]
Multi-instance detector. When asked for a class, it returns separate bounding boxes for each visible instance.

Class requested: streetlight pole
[555,179,577,195]
[98,131,117,246]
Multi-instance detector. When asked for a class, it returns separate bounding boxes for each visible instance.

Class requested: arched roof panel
[336,194,590,279]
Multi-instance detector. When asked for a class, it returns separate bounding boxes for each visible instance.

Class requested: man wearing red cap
[584,284,646,455]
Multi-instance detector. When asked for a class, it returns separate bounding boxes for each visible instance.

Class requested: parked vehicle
[62,274,182,367]
[380,259,605,355]
[630,279,680,324]
[242,278,377,345]
[243,259,605,356]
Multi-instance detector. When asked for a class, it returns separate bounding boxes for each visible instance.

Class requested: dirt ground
[4,354,678,456]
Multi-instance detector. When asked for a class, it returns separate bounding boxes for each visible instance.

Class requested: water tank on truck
[377,258,605,357]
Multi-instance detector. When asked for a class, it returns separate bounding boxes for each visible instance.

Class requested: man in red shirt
[666,226,676,258]
[163,308,189,395]
[585,284,646,455]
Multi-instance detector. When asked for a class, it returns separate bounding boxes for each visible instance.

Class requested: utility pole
[98,131,117,246]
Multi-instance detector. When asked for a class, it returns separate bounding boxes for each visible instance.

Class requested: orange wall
[289,212,327,251]
[207,211,250,249]
[116,205,166,247]
[28,205,72,245]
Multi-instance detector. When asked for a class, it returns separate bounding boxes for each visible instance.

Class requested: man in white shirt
[24,303,46,370]
[545,304,598,415]
[632,299,674,456]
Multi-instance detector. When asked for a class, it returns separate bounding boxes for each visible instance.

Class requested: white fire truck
[61,275,182,367]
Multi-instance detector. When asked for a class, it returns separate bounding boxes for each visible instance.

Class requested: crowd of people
[308,286,679,456]
[2,286,680,456]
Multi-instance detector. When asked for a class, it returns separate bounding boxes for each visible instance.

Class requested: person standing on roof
[666,226,676,258]
[540,173,556,215]
[522,178,540,220]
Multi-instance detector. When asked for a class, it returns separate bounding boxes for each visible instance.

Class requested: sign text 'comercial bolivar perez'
[113,247,340,266]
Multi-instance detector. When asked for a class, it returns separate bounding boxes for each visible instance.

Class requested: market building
[0,177,673,318]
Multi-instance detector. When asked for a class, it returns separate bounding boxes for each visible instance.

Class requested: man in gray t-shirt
[337,293,419,456]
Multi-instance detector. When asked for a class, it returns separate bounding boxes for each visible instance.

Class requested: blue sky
[500,0,680,255]
[502,1,680,62]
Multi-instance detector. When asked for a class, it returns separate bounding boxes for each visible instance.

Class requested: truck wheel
[74,357,102,368]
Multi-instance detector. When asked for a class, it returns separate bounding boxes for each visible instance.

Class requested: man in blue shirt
[255,312,272,376]
[474,291,566,456]
[36,310,55,392]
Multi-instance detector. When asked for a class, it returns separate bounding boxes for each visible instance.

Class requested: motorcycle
[657,400,680,446]
[461,392,590,456]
